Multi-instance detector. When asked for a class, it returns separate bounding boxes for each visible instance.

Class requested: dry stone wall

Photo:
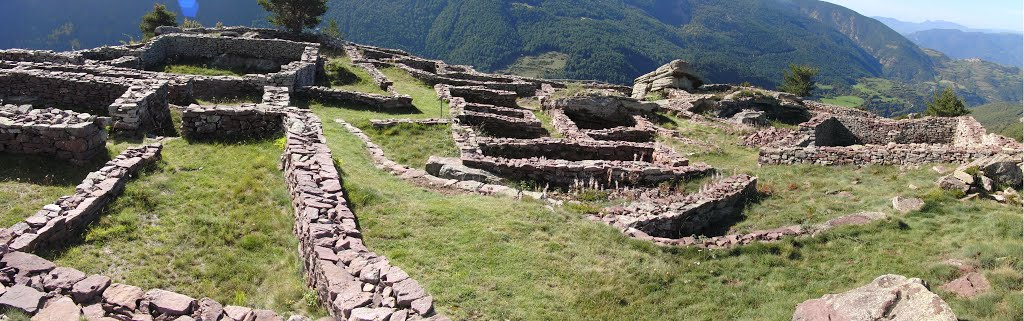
[0,105,107,163]
[297,86,414,111]
[599,175,758,238]
[180,104,286,139]
[0,144,161,252]
[283,111,445,321]
[759,114,1020,166]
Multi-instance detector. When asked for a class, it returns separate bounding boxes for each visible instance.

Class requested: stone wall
[759,144,1011,166]
[0,68,172,133]
[476,138,662,162]
[461,153,712,188]
[0,144,161,252]
[446,96,548,139]
[369,118,450,129]
[282,110,442,320]
[446,86,518,107]
[599,175,758,238]
[297,86,414,110]
[0,105,107,163]
[180,104,285,139]
[0,49,84,65]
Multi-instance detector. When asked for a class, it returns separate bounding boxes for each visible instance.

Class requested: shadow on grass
[0,151,112,186]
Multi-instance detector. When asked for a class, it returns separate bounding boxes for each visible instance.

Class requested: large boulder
[426,156,502,184]
[632,60,703,99]
[971,154,1022,189]
[891,196,924,213]
[793,274,957,321]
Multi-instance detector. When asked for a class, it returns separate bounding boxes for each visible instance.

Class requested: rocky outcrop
[939,272,991,298]
[937,154,1022,203]
[891,196,924,213]
[631,60,703,100]
[793,274,957,321]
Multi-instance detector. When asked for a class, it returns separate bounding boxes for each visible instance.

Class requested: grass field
[498,52,569,79]
[39,139,325,318]
[821,95,865,108]
[310,106,1022,320]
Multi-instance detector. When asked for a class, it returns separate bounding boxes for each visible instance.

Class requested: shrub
[140,4,177,40]
[925,87,970,117]
[779,64,818,97]
[258,0,328,33]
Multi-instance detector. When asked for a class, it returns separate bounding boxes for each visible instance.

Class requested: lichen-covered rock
[792,274,956,321]
[30,296,81,321]
[891,196,925,213]
[0,284,45,313]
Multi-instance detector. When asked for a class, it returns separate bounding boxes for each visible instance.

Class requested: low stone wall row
[0,250,314,320]
[443,92,547,139]
[0,144,162,252]
[297,86,414,111]
[283,111,446,321]
[0,106,107,163]
[336,119,550,202]
[262,86,291,107]
[598,175,758,238]
[461,153,712,188]
[441,85,518,108]
[180,104,286,139]
[549,109,656,142]
[474,137,666,163]
[759,144,1013,166]
[369,118,450,129]
[604,211,887,249]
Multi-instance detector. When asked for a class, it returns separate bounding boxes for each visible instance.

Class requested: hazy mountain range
[874,16,1023,68]
[0,0,1019,117]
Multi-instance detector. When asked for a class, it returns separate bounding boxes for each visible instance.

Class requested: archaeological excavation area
[0,26,1020,321]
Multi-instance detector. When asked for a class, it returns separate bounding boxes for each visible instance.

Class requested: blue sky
[822,0,1024,31]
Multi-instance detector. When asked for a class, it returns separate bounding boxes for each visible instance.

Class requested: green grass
[157,64,246,77]
[821,95,865,107]
[657,114,947,232]
[41,139,325,318]
[381,66,448,116]
[531,110,561,138]
[310,107,1022,321]
[324,56,389,95]
[363,123,459,169]
[497,52,569,79]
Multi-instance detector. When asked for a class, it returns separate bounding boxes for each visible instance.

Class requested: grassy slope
[971,102,1024,142]
[310,105,1022,320]
[0,154,109,227]
[41,139,325,317]
[325,56,389,95]
[820,96,864,108]
[302,62,457,169]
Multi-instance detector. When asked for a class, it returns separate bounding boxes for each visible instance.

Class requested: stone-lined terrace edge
[335,118,551,202]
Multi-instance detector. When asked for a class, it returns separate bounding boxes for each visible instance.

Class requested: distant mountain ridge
[0,0,1019,117]
[907,29,1023,68]
[873,16,1023,35]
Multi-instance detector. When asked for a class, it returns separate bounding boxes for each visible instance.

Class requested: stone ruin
[0,26,451,321]
[759,114,1021,166]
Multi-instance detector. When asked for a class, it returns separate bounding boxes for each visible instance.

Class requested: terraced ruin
[0,26,1020,321]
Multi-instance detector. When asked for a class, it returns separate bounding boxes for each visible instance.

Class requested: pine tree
[258,0,328,33]
[140,4,177,40]
[924,87,971,117]
[324,18,343,39]
[779,64,819,97]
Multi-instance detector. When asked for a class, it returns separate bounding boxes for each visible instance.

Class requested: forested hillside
[971,102,1024,142]
[1,0,1020,117]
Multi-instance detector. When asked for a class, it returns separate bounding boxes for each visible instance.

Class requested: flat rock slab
[144,288,196,316]
[940,272,991,298]
[891,196,924,213]
[0,284,45,313]
[792,274,956,321]
[72,274,112,303]
[1,252,56,274]
[102,283,144,311]
[31,296,81,321]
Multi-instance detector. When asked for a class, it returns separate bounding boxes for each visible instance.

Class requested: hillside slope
[971,102,1024,142]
